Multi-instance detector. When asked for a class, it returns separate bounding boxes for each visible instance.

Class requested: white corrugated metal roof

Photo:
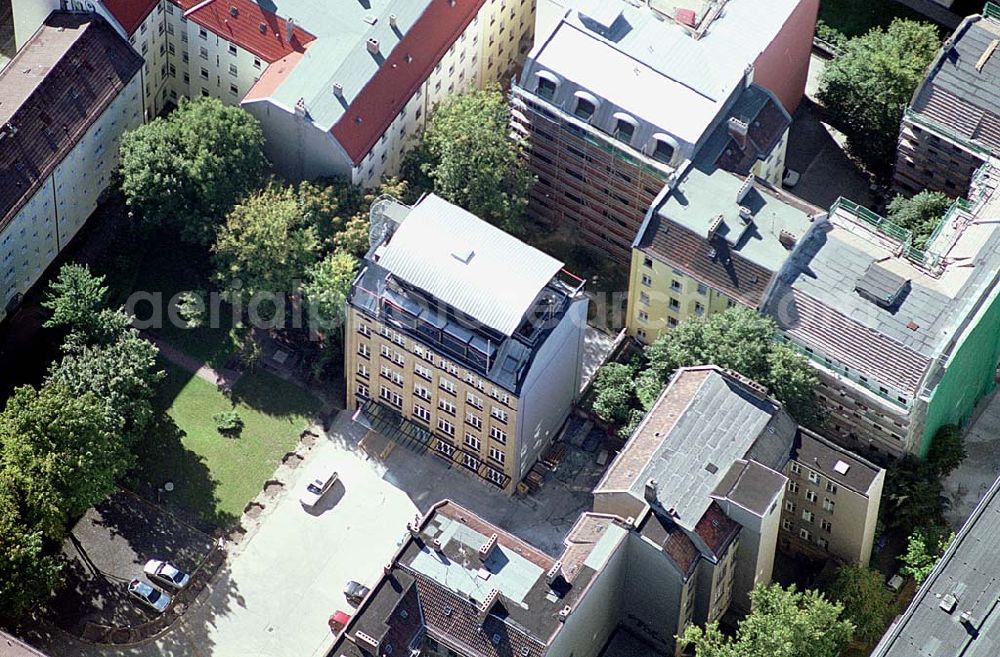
[376,195,563,335]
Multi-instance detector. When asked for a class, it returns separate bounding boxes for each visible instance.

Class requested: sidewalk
[143,332,241,390]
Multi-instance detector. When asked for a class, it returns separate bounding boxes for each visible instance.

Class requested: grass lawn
[131,363,321,528]
[819,0,933,38]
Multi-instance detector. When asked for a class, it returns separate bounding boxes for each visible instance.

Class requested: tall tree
[818,19,940,177]
[407,86,534,232]
[826,564,896,644]
[303,250,359,334]
[680,583,854,657]
[42,264,108,339]
[901,525,954,584]
[213,184,320,304]
[0,384,126,523]
[120,97,268,245]
[886,190,952,249]
[591,362,638,427]
[0,475,62,620]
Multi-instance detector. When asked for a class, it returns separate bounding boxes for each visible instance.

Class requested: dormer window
[573,91,599,121]
[613,116,635,144]
[651,136,676,164]
[536,75,557,101]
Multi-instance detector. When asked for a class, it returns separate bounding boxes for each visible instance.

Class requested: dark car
[344,580,370,606]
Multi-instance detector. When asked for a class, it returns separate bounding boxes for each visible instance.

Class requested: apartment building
[761,162,1000,458]
[345,194,588,492]
[0,12,143,321]
[625,164,819,344]
[593,367,882,632]
[894,5,1000,196]
[510,0,817,264]
[17,0,534,186]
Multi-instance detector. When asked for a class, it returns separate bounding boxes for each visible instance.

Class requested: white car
[128,578,171,613]
[301,468,339,508]
[144,559,192,590]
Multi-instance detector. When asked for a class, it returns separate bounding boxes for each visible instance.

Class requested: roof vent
[738,206,753,225]
[451,247,474,264]
[229,5,238,17]
[389,14,398,28]
[833,460,851,475]
[363,14,378,25]
[258,21,267,33]
[443,605,453,617]
[557,605,572,622]
[367,38,380,54]
[333,82,343,97]
[491,634,502,646]
[644,478,658,504]
[479,532,498,561]
[940,593,958,613]
[705,462,719,474]
[433,538,443,552]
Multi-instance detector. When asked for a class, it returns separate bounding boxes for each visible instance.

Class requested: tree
[0,476,62,619]
[407,86,534,232]
[120,96,268,245]
[642,308,820,425]
[303,250,359,335]
[881,455,947,532]
[591,362,638,426]
[901,525,954,584]
[0,384,127,523]
[48,329,163,446]
[680,583,854,657]
[926,423,966,477]
[213,184,320,304]
[818,19,940,177]
[826,564,896,644]
[298,177,408,258]
[42,264,108,338]
[887,190,951,249]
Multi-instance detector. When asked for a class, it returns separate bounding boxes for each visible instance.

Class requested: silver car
[144,559,192,590]
[128,578,171,613]
[301,468,338,508]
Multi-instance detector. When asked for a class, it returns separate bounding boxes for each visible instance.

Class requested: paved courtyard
[27,410,606,657]
[944,389,1000,529]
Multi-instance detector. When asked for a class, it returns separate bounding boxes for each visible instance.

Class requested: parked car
[328,610,351,634]
[144,559,192,590]
[128,578,171,613]
[301,467,339,508]
[344,580,370,606]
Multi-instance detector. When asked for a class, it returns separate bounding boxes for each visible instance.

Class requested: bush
[213,410,243,436]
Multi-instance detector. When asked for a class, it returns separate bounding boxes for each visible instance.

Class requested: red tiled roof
[103,0,159,35]
[331,0,487,165]
[0,13,144,229]
[693,502,740,559]
[172,0,315,63]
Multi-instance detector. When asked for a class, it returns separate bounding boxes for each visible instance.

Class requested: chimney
[389,14,398,29]
[707,214,724,241]
[479,533,498,561]
[355,631,380,652]
[545,560,563,585]
[727,117,749,149]
[333,82,343,97]
[736,173,754,204]
[644,478,658,504]
[739,206,753,225]
[383,563,393,576]
[556,605,572,623]
[367,37,380,55]
[478,588,500,623]
[779,230,797,249]
[406,521,420,539]
[294,97,307,117]
[433,538,444,552]
[285,16,295,43]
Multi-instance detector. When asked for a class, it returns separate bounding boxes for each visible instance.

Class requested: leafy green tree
[48,329,163,446]
[680,583,854,657]
[642,308,820,425]
[0,476,62,619]
[120,97,267,245]
[881,455,947,531]
[298,177,407,257]
[304,250,359,334]
[591,362,637,427]
[213,184,320,303]
[818,19,940,177]
[901,525,954,584]
[826,564,896,644]
[0,384,126,523]
[927,423,966,477]
[42,264,108,338]
[407,86,534,232]
[887,190,951,249]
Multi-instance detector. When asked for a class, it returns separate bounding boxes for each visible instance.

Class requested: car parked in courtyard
[301,467,339,508]
[144,559,192,590]
[128,578,171,613]
[344,580,370,606]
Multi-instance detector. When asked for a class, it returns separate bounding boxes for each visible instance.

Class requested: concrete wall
[515,296,588,481]
[751,0,818,114]
[718,494,782,614]
[243,99,355,181]
[620,530,687,654]
[10,0,57,50]
[592,491,646,523]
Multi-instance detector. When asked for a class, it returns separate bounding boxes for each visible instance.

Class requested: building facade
[894,7,1000,196]
[345,194,588,492]
[511,0,816,264]
[0,12,143,321]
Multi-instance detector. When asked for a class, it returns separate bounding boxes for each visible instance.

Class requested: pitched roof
[103,0,159,34]
[698,84,792,175]
[173,0,315,63]
[331,0,486,163]
[0,13,143,229]
[794,429,881,496]
[374,194,564,336]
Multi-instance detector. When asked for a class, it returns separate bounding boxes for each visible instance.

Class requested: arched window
[573,91,599,121]
[650,133,680,164]
[612,112,637,144]
[535,71,559,101]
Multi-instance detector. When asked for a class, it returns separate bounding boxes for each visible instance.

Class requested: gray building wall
[514,296,588,481]
[621,531,688,654]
